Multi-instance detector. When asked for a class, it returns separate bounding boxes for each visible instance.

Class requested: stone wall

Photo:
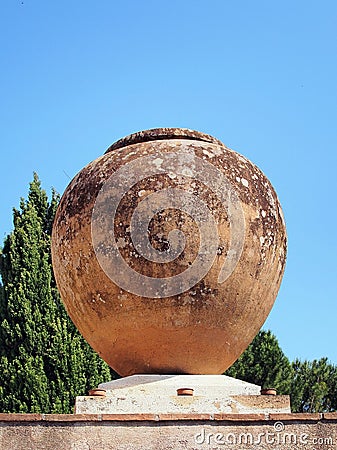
[1,412,337,450]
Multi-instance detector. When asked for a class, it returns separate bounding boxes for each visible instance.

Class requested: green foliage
[225,330,293,394]
[0,174,115,413]
[226,331,337,412]
[290,358,337,412]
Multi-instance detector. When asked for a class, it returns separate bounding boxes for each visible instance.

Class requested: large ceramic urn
[51,128,286,376]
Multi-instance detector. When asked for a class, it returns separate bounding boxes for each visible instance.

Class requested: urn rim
[105,127,224,154]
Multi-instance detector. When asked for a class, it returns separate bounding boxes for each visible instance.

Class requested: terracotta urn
[51,128,287,376]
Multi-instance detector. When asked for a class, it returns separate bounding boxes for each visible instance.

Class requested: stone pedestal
[75,375,290,415]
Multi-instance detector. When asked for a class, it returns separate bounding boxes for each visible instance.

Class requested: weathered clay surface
[51,128,287,376]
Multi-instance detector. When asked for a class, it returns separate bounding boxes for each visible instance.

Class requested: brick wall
[1,412,337,450]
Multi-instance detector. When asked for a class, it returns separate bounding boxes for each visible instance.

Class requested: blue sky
[1,1,336,364]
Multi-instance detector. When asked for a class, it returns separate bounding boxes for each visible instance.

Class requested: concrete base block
[74,375,291,415]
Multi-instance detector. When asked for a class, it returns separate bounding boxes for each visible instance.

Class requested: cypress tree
[0,174,114,413]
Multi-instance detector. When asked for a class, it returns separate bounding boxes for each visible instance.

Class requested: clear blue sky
[1,1,336,364]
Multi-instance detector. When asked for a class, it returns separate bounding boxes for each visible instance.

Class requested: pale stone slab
[99,374,261,396]
[75,375,291,415]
